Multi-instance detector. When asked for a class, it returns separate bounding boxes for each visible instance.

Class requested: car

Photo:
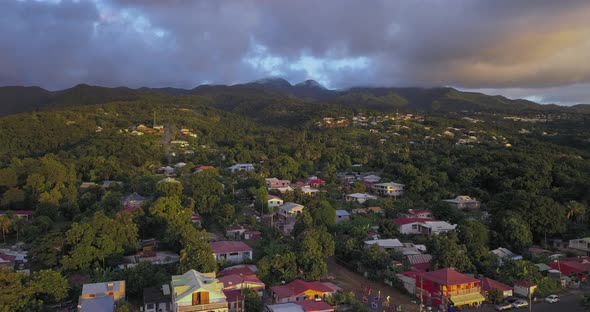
[512,300,529,309]
[505,297,518,304]
[545,295,560,303]
[495,302,513,311]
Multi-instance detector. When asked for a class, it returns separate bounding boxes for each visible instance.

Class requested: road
[476,292,585,312]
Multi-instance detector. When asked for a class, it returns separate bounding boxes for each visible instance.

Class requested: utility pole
[419,275,423,312]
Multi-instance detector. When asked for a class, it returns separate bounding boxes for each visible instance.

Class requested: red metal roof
[218,274,265,290]
[271,280,336,299]
[421,268,479,286]
[548,261,590,276]
[393,217,432,225]
[480,277,512,292]
[209,241,252,254]
[515,281,537,287]
[294,300,335,312]
[222,289,244,303]
[218,266,256,278]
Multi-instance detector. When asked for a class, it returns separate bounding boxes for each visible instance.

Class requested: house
[405,254,432,271]
[218,274,265,297]
[228,164,255,172]
[480,278,513,299]
[225,225,248,240]
[393,218,457,235]
[143,285,172,312]
[217,264,258,278]
[401,209,433,219]
[267,195,284,207]
[80,182,98,189]
[276,202,305,234]
[414,268,484,307]
[270,279,339,303]
[265,301,334,312]
[119,251,180,269]
[122,192,146,208]
[569,237,590,254]
[102,181,123,188]
[345,193,377,204]
[371,182,405,197]
[491,247,522,265]
[223,290,244,312]
[195,166,216,173]
[299,186,320,197]
[548,260,590,280]
[307,177,325,188]
[364,239,404,251]
[513,281,537,297]
[0,252,16,269]
[171,270,228,312]
[79,281,126,312]
[266,178,292,190]
[243,230,261,240]
[335,210,350,223]
[191,213,202,228]
[0,210,33,222]
[443,196,481,210]
[361,175,381,183]
[210,241,253,264]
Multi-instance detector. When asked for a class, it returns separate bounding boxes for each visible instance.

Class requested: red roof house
[218,265,257,278]
[294,300,335,312]
[548,260,590,277]
[415,268,484,307]
[480,277,513,298]
[271,280,339,303]
[209,241,253,264]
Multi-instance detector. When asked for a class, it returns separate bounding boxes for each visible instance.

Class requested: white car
[545,295,560,303]
[512,300,528,309]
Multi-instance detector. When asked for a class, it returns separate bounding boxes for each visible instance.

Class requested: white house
[393,218,457,235]
[209,241,253,264]
[371,182,405,197]
[345,193,378,204]
[491,247,523,265]
[299,186,320,197]
[513,281,537,297]
[335,210,350,223]
[364,239,404,250]
[569,237,590,254]
[228,163,255,172]
[443,196,481,210]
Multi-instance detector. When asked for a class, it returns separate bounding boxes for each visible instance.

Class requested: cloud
[1,0,590,103]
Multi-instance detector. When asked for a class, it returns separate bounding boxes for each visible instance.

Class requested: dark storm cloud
[1,0,590,104]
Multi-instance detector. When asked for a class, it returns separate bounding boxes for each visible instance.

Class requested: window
[229,252,239,256]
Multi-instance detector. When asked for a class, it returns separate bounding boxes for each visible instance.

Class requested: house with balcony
[393,218,457,235]
[171,270,228,312]
[345,193,377,204]
[569,237,590,254]
[276,202,305,234]
[414,268,484,308]
[266,178,292,193]
[210,241,253,264]
[371,182,405,197]
[442,196,481,210]
[79,280,126,312]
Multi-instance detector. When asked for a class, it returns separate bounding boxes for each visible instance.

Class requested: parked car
[545,295,560,303]
[512,300,529,308]
[505,297,518,304]
[495,302,513,311]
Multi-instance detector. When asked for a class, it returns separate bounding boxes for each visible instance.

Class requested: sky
[2,0,590,105]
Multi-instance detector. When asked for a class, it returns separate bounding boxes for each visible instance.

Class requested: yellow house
[171,270,228,312]
[270,280,339,303]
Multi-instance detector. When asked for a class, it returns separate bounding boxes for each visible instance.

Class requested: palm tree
[566,201,587,223]
[0,215,12,244]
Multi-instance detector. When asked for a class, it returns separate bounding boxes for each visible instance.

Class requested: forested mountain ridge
[1,79,588,117]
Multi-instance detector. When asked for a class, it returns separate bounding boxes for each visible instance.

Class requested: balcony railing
[177,302,228,312]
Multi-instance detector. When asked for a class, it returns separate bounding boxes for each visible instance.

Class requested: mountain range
[0,78,589,117]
